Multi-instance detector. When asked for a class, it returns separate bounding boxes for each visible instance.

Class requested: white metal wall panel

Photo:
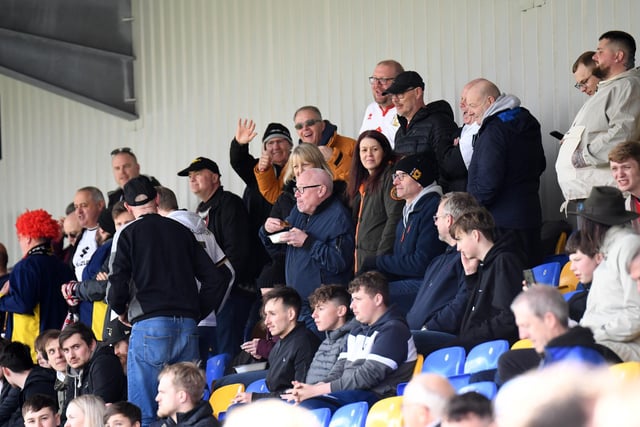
[0,0,639,264]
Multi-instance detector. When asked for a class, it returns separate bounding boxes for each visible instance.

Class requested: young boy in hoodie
[290,271,417,413]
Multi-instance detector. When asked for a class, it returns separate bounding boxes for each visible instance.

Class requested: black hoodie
[454,232,524,351]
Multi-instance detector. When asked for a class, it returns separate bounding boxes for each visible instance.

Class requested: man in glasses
[259,168,354,335]
[359,60,404,146]
[572,51,603,97]
[108,147,160,212]
[292,106,355,184]
[557,30,640,224]
[383,71,461,193]
[359,152,446,315]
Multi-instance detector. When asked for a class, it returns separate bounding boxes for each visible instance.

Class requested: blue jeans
[212,369,268,390]
[299,390,381,414]
[215,291,255,359]
[389,279,422,317]
[128,316,199,427]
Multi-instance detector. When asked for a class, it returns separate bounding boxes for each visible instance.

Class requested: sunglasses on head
[110,147,133,156]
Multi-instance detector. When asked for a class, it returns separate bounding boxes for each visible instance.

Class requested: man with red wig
[0,210,73,349]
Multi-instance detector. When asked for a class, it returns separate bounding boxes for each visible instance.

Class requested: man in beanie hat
[360,152,447,315]
[230,118,291,285]
[570,186,640,362]
[383,70,461,193]
[177,155,258,360]
[108,175,232,426]
[0,209,74,349]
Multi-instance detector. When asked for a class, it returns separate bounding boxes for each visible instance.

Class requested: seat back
[458,381,498,400]
[206,353,231,390]
[365,396,403,427]
[610,361,640,381]
[531,262,562,286]
[246,378,269,393]
[559,262,579,293]
[511,339,533,350]
[412,353,424,376]
[448,373,471,391]
[464,340,510,374]
[422,346,466,376]
[311,408,332,427]
[209,383,244,418]
[329,401,369,427]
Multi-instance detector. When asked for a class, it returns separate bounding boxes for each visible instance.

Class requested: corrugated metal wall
[0,0,639,264]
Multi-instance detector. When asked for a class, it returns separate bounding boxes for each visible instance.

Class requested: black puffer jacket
[394,100,462,192]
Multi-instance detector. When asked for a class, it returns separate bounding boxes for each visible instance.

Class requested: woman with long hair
[347,130,402,272]
[65,395,106,427]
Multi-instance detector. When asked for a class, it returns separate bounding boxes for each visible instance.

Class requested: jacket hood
[369,304,409,329]
[546,325,598,349]
[167,209,209,235]
[482,94,521,123]
[298,120,338,146]
[414,100,455,121]
[481,230,526,266]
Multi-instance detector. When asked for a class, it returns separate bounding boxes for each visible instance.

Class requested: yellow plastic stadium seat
[555,231,568,254]
[210,383,244,418]
[610,362,640,381]
[412,354,424,377]
[558,262,579,293]
[365,396,403,427]
[511,339,534,350]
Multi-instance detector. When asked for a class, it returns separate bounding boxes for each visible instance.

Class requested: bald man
[402,373,456,427]
[260,168,354,333]
[465,78,545,268]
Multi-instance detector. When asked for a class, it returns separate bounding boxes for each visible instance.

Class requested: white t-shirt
[359,102,400,147]
[73,227,98,280]
[459,122,480,169]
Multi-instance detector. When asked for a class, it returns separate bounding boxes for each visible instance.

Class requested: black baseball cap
[177,157,221,177]
[382,71,425,95]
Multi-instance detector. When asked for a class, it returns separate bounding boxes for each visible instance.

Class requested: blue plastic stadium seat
[311,407,332,427]
[531,262,562,286]
[464,340,510,374]
[458,381,498,400]
[246,378,269,393]
[422,346,466,376]
[329,401,369,427]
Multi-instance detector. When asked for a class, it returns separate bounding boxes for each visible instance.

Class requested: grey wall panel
[0,0,639,264]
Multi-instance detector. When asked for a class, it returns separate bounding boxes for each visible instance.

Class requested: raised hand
[235,118,258,144]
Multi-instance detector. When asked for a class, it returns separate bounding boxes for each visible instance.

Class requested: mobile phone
[523,269,536,288]
[549,131,564,140]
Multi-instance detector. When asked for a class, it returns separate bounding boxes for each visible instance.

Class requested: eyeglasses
[64,232,78,239]
[433,214,449,223]
[390,88,415,101]
[368,76,395,85]
[574,76,592,90]
[392,172,408,181]
[293,184,322,194]
[110,147,133,156]
[294,119,321,130]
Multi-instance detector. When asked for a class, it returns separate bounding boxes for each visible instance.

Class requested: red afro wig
[15,209,61,241]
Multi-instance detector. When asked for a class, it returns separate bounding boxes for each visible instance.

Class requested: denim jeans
[128,316,199,427]
[411,330,456,355]
[215,290,256,359]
